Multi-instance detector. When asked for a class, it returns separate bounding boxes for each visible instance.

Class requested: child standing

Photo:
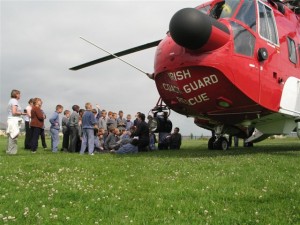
[80,103,97,155]
[49,105,63,153]
[125,114,133,131]
[61,110,70,151]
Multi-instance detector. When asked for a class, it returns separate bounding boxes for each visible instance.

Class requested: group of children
[21,97,182,155]
[60,103,182,155]
[7,89,179,156]
[61,103,156,155]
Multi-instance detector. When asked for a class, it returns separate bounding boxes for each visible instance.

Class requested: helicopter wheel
[213,137,229,150]
[208,136,216,150]
[243,141,254,147]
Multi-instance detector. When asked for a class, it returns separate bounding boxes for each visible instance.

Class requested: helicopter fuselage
[154,0,300,139]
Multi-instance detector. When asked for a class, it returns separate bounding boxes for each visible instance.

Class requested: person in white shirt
[24,98,33,149]
[6,89,26,155]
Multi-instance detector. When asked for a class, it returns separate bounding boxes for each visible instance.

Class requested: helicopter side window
[235,0,256,32]
[209,0,240,19]
[287,37,297,64]
[258,1,279,45]
[231,21,255,57]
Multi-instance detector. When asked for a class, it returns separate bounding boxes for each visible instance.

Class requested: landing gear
[208,136,229,150]
[208,125,229,150]
[148,97,172,133]
[208,136,216,150]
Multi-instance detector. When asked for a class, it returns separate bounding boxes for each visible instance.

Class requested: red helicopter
[70,0,300,150]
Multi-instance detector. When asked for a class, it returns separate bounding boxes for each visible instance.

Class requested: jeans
[116,143,138,154]
[80,129,94,154]
[50,128,59,152]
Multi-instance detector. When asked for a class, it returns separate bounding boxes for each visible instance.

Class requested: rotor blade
[69,39,162,71]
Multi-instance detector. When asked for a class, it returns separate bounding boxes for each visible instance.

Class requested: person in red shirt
[30,98,45,153]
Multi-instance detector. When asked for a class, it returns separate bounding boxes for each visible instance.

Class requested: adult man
[132,113,150,152]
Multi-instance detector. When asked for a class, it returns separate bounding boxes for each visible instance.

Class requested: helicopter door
[228,0,259,102]
[230,21,259,102]
[257,1,281,111]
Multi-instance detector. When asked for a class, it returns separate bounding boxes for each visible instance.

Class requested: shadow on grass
[1,138,299,159]
[116,141,300,159]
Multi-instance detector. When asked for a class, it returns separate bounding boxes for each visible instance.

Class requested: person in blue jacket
[80,102,97,155]
[49,104,63,153]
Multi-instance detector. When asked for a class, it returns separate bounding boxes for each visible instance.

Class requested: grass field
[0,136,299,225]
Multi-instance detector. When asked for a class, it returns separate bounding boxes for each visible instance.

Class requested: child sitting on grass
[110,138,138,154]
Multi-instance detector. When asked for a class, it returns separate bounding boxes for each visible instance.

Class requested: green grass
[0,136,299,225]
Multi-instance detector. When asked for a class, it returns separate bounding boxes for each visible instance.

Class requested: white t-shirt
[24,105,32,122]
[7,98,21,117]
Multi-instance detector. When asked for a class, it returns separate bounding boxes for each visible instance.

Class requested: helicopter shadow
[125,142,300,159]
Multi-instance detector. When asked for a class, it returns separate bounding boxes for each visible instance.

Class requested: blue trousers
[31,127,42,152]
[116,143,138,154]
[50,128,59,152]
[80,129,94,154]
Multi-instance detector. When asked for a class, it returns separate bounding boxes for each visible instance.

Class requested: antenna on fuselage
[78,37,154,79]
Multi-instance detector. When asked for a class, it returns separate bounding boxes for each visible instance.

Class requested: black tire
[213,137,229,150]
[219,137,229,150]
[208,136,216,150]
[244,141,253,147]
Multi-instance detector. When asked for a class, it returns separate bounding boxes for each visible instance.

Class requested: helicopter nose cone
[169,8,210,50]
[169,8,230,51]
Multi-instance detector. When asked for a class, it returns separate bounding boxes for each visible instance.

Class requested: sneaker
[31,151,36,154]
[89,153,94,156]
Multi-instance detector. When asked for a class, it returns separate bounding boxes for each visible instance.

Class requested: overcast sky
[1,0,210,136]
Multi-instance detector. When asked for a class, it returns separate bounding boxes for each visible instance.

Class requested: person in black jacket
[132,113,149,152]
[169,127,182,150]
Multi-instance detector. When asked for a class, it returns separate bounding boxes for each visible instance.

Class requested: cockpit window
[231,21,256,57]
[235,0,256,32]
[258,1,279,45]
[210,0,240,19]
